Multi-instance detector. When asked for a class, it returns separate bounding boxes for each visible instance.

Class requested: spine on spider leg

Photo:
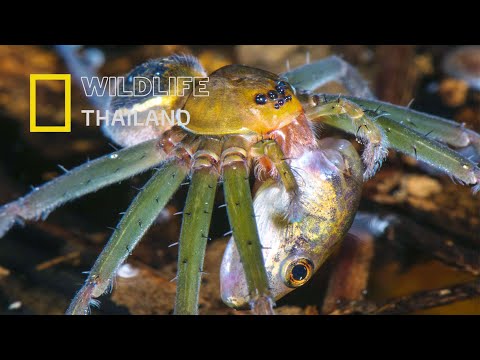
[375,116,480,192]
[341,95,480,156]
[304,96,389,180]
[222,150,274,315]
[66,158,189,315]
[0,139,166,239]
[174,139,221,315]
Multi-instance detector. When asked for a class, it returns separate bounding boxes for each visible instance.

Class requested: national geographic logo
[30,74,71,133]
[29,74,206,133]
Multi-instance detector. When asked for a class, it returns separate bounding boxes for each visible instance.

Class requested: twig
[330,278,480,315]
[35,251,81,271]
[322,232,375,314]
[385,214,480,276]
[374,45,417,106]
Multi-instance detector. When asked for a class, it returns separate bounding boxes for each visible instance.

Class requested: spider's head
[103,57,305,146]
[220,139,364,310]
[183,64,304,135]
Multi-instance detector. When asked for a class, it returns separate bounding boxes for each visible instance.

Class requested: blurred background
[0,45,478,314]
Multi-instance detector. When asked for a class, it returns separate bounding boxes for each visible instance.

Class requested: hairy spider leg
[337,95,480,162]
[246,54,479,167]
[0,139,168,239]
[174,138,221,315]
[304,95,480,193]
[286,54,480,192]
[221,136,274,315]
[176,135,307,314]
[280,56,375,99]
[304,97,389,180]
[55,45,108,111]
[66,153,191,315]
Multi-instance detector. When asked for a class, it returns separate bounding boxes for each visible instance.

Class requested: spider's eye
[255,93,268,105]
[283,258,314,288]
[268,90,278,100]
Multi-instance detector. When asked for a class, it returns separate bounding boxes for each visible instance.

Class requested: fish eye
[283,258,314,288]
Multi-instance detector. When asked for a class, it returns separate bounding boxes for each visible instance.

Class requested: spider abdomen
[103,55,207,147]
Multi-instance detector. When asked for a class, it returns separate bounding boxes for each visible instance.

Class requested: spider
[0,47,479,315]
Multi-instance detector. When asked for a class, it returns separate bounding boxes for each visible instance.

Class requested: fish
[220,137,364,309]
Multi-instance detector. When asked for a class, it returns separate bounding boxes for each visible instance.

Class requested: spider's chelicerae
[1,48,479,315]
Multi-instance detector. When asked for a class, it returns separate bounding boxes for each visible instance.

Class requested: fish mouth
[220,249,251,309]
[221,294,251,310]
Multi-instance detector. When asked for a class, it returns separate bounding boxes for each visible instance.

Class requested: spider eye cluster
[183,64,304,135]
[283,258,314,288]
[255,80,293,109]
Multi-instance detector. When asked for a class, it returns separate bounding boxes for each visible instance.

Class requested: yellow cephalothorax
[183,65,304,135]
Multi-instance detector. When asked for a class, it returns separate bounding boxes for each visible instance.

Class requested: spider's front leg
[66,138,196,315]
[303,95,480,192]
[341,95,480,162]
[221,137,274,314]
[174,138,221,315]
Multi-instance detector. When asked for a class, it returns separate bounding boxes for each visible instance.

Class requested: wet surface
[0,45,478,315]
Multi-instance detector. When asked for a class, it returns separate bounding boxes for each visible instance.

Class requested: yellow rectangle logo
[30,74,71,132]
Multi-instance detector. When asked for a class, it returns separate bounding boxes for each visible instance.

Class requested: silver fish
[220,138,364,309]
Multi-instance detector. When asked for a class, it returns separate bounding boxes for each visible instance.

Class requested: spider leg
[303,95,480,191]
[305,97,389,180]
[0,139,166,239]
[66,158,189,315]
[280,56,375,99]
[335,95,480,161]
[221,139,274,315]
[174,139,221,315]
[55,45,108,111]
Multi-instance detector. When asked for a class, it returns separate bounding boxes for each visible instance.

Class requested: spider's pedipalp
[252,140,304,222]
[0,139,166,239]
[304,97,389,180]
[67,157,190,315]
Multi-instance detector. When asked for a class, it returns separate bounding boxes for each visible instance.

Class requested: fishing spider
[0,47,479,315]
